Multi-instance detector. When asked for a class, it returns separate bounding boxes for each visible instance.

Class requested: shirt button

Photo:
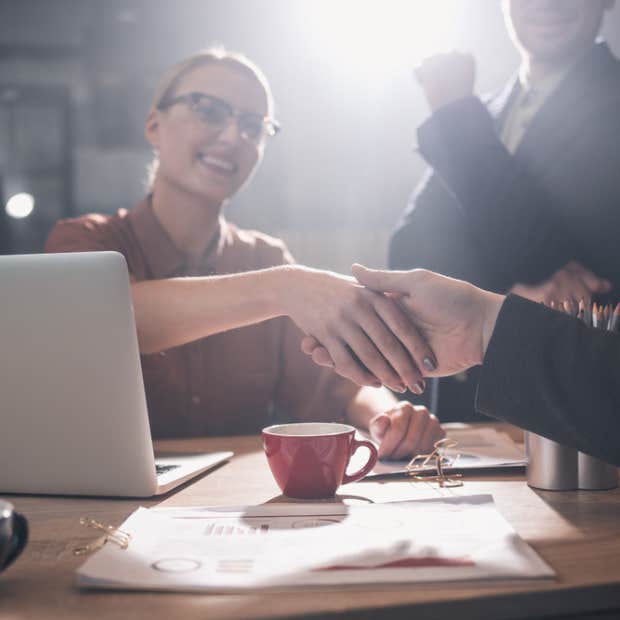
[192,395,201,405]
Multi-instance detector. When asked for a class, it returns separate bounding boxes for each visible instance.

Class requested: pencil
[611,303,620,332]
[584,300,592,327]
[577,299,585,323]
[592,303,599,328]
[604,304,611,330]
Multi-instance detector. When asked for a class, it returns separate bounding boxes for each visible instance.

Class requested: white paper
[77,494,553,592]
[355,425,526,477]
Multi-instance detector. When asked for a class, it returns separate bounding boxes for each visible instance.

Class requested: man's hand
[301,265,505,380]
[369,402,445,460]
[415,52,476,112]
[280,266,436,394]
[511,261,611,305]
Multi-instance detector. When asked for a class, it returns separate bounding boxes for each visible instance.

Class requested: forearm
[132,265,296,353]
[345,386,398,431]
[417,97,571,284]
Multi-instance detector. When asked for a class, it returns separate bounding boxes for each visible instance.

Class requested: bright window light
[6,192,35,219]
[301,0,460,78]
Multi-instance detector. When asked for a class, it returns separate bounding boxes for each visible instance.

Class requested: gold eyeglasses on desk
[406,437,464,488]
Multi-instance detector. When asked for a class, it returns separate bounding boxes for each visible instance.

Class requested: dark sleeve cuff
[475,294,620,465]
[475,295,556,434]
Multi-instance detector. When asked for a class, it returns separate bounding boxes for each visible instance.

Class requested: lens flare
[301,0,461,78]
[6,193,35,219]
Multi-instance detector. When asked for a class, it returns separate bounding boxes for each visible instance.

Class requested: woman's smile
[196,152,239,176]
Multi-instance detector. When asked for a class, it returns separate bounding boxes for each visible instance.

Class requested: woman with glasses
[45,48,442,458]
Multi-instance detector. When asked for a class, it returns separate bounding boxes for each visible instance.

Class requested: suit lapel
[487,74,520,131]
[514,42,618,167]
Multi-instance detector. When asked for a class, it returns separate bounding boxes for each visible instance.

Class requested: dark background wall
[2,0,620,268]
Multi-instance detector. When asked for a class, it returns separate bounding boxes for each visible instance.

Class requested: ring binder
[73,517,132,556]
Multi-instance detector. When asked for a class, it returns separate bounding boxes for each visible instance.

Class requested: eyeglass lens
[192,97,266,142]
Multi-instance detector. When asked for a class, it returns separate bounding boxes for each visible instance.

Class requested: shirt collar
[518,57,577,106]
[128,197,226,279]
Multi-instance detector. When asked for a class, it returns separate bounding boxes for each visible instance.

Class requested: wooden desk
[2,426,620,620]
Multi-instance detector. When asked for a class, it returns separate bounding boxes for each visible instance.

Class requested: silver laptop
[0,251,232,497]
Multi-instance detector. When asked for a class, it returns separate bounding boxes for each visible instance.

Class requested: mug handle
[342,439,378,484]
[4,512,28,571]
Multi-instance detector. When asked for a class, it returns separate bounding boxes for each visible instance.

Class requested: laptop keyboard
[155,464,180,476]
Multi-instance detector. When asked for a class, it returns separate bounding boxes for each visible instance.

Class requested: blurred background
[2,0,620,269]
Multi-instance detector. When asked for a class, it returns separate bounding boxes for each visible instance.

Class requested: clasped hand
[299,265,504,386]
[415,51,476,112]
[287,265,504,461]
[282,266,436,394]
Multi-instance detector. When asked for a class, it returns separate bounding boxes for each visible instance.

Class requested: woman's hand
[368,402,445,460]
[301,265,505,380]
[276,265,436,394]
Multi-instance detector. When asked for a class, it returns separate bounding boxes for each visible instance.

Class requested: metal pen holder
[526,431,618,491]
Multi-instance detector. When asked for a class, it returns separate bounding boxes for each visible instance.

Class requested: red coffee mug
[262,422,378,499]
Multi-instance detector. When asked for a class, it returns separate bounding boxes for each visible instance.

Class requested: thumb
[352,264,410,295]
[369,413,391,441]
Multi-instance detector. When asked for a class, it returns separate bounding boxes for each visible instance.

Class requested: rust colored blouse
[45,199,358,438]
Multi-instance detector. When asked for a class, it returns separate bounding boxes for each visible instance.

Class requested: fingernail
[372,381,382,389]
[423,357,436,372]
[394,384,406,394]
[412,380,425,395]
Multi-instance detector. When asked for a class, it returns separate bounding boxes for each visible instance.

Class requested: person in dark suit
[390,0,620,422]
[302,264,620,467]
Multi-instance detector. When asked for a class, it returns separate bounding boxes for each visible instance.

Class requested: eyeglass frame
[157,91,281,144]
[405,437,463,488]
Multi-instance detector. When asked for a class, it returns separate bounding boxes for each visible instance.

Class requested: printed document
[77,494,553,591]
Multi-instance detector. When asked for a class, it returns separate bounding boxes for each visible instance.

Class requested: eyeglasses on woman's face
[158,91,281,144]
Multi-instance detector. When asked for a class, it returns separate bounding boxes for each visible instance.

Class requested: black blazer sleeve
[476,295,620,466]
[415,96,573,286]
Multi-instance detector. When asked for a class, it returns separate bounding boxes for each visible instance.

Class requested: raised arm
[409,52,620,291]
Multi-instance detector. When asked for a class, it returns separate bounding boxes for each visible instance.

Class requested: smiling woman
[144,49,277,198]
[43,47,444,460]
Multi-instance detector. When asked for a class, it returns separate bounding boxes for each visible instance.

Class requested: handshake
[287,264,505,392]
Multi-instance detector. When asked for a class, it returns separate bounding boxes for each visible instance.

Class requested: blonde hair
[146,47,274,189]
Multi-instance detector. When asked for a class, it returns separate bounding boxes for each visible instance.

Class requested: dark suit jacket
[390,42,620,421]
[477,295,620,467]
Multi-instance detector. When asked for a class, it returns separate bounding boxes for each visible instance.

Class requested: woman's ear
[144,108,160,149]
